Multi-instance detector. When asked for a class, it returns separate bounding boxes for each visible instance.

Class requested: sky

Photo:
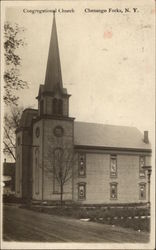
[2,0,155,142]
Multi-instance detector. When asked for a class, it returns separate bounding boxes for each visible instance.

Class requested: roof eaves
[74,144,152,153]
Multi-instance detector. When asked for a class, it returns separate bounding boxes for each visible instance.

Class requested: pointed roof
[74,122,151,150]
[44,13,63,92]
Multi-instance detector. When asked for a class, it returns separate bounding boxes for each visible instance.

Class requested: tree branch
[3,141,16,160]
[4,127,15,148]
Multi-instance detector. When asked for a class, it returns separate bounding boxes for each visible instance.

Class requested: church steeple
[44,13,63,93]
[37,13,70,118]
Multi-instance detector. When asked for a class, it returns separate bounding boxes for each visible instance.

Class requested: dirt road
[3,204,149,243]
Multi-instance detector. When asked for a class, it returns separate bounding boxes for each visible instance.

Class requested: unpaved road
[3,204,149,243]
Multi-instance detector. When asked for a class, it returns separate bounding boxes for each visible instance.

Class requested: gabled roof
[18,110,151,151]
[74,121,151,150]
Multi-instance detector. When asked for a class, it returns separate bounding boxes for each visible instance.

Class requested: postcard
[1,0,155,249]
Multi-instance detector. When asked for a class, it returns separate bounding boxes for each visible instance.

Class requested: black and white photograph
[1,0,155,249]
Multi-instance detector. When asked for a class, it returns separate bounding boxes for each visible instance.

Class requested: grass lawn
[25,205,150,232]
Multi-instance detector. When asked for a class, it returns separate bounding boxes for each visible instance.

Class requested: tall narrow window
[110,182,118,199]
[110,155,117,177]
[78,183,86,200]
[17,137,20,146]
[35,149,39,194]
[40,100,44,115]
[58,99,63,115]
[53,98,63,115]
[53,98,57,115]
[139,183,146,200]
[139,156,146,178]
[78,153,86,177]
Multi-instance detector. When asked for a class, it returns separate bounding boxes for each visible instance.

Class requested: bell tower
[37,13,70,118]
[33,13,74,201]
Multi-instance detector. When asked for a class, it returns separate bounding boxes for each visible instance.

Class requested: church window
[139,156,146,178]
[139,183,146,200]
[110,182,118,199]
[35,127,40,138]
[58,99,63,115]
[17,137,20,146]
[35,149,39,194]
[110,155,117,177]
[53,98,63,115]
[53,98,58,115]
[78,182,86,200]
[40,100,44,115]
[78,153,86,177]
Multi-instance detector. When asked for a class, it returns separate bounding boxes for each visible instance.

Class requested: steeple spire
[44,13,63,92]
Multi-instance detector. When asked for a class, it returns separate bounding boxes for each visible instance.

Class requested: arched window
[139,183,146,200]
[53,98,58,115]
[35,149,39,194]
[52,98,63,115]
[78,183,86,200]
[58,99,63,115]
[78,153,86,177]
[110,182,118,199]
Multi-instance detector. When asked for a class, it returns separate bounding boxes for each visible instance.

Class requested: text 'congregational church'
[15,15,151,204]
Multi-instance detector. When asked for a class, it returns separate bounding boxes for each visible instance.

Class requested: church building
[15,15,151,204]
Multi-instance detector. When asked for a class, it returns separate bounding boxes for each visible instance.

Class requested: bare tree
[3,106,24,161]
[46,146,76,205]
